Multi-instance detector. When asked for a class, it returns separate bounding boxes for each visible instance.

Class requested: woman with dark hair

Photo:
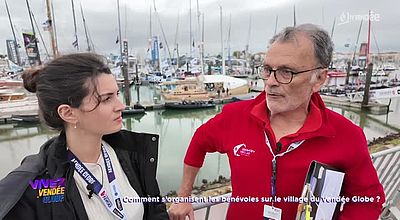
[0,53,169,220]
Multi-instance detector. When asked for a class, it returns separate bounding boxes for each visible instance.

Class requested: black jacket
[0,130,169,220]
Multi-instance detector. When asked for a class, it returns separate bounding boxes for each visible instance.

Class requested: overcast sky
[1,0,399,59]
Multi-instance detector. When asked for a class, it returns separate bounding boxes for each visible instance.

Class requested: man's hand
[168,202,194,220]
[169,165,200,220]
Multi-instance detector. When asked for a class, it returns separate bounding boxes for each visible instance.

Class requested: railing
[192,193,231,220]
[371,146,400,219]
[192,146,400,220]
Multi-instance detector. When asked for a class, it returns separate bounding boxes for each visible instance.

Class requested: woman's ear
[57,104,78,124]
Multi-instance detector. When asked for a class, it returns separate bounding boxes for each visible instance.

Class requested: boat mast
[31,9,50,59]
[25,0,41,65]
[80,4,91,52]
[220,5,225,75]
[330,17,336,39]
[149,5,152,38]
[351,20,363,67]
[4,0,21,66]
[329,18,336,69]
[201,13,205,74]
[346,20,363,85]
[153,0,174,73]
[46,0,58,58]
[71,0,79,51]
[245,15,252,59]
[151,0,161,72]
[274,15,278,35]
[189,0,192,59]
[116,0,130,106]
[51,0,59,53]
[124,3,127,39]
[227,14,232,73]
[362,10,373,106]
[117,0,123,59]
[148,4,155,69]
[196,0,204,75]
[293,5,296,27]
[367,10,371,64]
[174,12,180,71]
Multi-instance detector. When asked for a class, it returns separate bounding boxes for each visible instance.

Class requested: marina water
[1,83,400,195]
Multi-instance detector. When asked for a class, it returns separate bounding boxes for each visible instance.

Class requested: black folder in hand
[295,161,345,220]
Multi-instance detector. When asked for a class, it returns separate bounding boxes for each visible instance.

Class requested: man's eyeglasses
[256,65,324,84]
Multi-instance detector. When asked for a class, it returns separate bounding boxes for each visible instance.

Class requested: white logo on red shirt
[233,143,255,157]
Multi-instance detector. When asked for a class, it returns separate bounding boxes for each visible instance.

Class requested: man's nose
[265,72,279,86]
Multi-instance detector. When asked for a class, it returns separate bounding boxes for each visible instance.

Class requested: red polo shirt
[184,92,384,220]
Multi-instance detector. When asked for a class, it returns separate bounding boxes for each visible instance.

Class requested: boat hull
[165,101,216,109]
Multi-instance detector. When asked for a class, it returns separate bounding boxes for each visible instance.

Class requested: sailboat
[4,0,22,66]
[143,0,175,83]
[322,11,400,104]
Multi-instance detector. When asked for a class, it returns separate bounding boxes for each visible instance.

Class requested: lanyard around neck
[264,131,305,199]
[68,144,127,219]
[264,132,305,158]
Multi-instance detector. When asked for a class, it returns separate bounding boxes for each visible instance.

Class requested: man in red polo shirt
[168,23,385,220]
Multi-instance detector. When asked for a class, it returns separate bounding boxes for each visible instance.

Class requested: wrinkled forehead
[265,35,317,68]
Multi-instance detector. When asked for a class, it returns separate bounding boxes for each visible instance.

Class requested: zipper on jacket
[63,164,78,218]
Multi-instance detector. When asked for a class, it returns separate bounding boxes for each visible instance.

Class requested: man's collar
[250,93,269,125]
[286,100,322,138]
[250,92,325,138]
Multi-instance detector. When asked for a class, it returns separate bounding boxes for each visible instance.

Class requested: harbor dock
[0,92,391,123]
[0,93,261,123]
[321,94,390,115]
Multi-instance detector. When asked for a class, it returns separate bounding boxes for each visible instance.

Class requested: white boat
[202,75,248,93]
[382,64,397,72]
[226,59,250,78]
[160,75,249,102]
[346,86,400,102]
[146,71,172,84]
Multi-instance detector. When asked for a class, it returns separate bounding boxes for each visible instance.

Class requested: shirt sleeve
[338,128,385,219]
[184,106,228,168]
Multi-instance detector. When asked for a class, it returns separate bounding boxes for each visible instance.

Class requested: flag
[22,32,40,65]
[6,40,18,64]
[115,36,119,44]
[23,32,34,46]
[42,20,51,31]
[147,38,152,52]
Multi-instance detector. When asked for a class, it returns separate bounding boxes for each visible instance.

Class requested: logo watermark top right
[338,11,381,25]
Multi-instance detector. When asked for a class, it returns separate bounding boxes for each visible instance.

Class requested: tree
[232,51,241,59]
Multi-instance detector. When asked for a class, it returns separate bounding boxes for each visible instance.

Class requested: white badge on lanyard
[264,131,305,218]
[263,205,282,220]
